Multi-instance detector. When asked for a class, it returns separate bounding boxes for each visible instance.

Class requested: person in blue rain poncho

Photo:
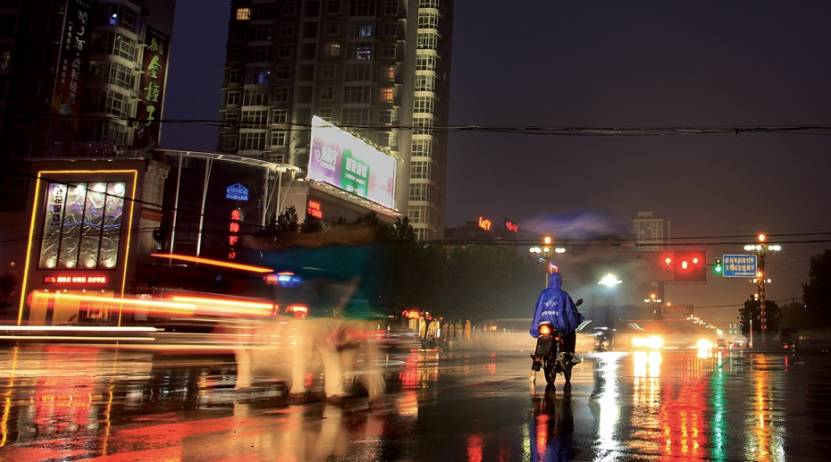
[530,268,584,364]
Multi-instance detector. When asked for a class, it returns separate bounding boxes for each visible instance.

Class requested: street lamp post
[743,233,782,338]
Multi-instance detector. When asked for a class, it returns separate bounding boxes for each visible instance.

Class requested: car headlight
[632,335,663,349]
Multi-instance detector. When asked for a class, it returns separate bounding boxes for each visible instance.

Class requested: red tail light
[539,324,552,336]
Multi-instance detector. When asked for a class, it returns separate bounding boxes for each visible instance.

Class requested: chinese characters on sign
[228,208,243,260]
[51,0,95,118]
[225,183,249,201]
[722,254,758,278]
[478,216,492,232]
[504,219,519,233]
[134,27,170,147]
[42,275,108,285]
[307,200,323,219]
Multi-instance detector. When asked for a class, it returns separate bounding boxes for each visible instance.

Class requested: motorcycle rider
[530,267,584,371]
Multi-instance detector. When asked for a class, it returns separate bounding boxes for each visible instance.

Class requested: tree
[803,249,831,326]
[300,213,324,233]
[276,206,299,234]
[739,298,781,335]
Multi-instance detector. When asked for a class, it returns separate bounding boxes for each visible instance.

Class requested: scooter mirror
[575,298,584,306]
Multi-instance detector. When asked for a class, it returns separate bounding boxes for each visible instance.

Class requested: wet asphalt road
[0,346,830,461]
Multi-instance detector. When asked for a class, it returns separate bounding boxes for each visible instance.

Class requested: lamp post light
[598,273,623,288]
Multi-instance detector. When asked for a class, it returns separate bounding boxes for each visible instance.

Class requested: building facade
[0,0,175,211]
[218,0,453,241]
[633,211,671,250]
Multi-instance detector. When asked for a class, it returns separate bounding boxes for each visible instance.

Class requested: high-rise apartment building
[219,0,453,240]
[633,211,671,250]
[0,0,175,209]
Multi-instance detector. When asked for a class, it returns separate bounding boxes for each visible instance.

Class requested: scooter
[531,299,582,385]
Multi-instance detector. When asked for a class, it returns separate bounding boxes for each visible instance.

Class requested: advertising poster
[134,27,170,147]
[307,116,397,209]
[51,0,95,118]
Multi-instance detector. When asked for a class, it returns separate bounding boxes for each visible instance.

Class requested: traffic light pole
[758,250,767,333]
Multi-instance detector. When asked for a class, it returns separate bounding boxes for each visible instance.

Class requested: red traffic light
[659,252,707,282]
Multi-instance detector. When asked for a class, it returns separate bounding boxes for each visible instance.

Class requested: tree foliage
[803,249,831,326]
[739,298,781,335]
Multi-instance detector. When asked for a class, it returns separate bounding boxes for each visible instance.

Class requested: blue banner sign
[722,254,757,278]
[225,183,249,201]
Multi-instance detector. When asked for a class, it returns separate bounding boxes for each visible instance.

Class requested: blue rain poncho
[529,272,584,338]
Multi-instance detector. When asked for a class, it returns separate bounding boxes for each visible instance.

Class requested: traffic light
[713,258,723,275]
[659,251,707,282]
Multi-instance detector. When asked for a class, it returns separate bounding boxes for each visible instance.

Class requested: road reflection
[529,385,575,461]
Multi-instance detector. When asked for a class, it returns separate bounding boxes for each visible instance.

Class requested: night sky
[162,1,831,320]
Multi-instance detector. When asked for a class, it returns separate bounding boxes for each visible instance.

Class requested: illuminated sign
[42,275,109,285]
[307,116,397,209]
[225,183,249,201]
[134,26,169,147]
[505,219,519,233]
[307,200,323,219]
[722,254,758,278]
[228,208,242,260]
[478,216,493,232]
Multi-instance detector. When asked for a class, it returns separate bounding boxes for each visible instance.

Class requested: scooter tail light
[539,325,552,336]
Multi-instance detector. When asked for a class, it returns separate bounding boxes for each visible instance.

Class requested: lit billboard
[307,116,397,209]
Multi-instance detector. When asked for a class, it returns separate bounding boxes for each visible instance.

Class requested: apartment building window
[343,86,370,103]
[243,91,266,106]
[256,70,271,85]
[416,55,437,71]
[415,74,435,91]
[382,23,397,37]
[242,109,268,128]
[113,34,137,61]
[380,87,394,103]
[272,108,288,124]
[419,0,439,8]
[275,66,290,80]
[381,44,397,59]
[413,117,433,135]
[350,0,375,16]
[342,108,369,125]
[224,112,240,128]
[240,132,266,151]
[378,108,395,124]
[227,69,243,84]
[324,42,341,57]
[302,43,317,59]
[279,24,296,37]
[383,66,396,80]
[320,86,336,101]
[321,64,337,80]
[345,64,370,81]
[410,161,430,179]
[413,96,434,113]
[358,24,374,38]
[248,47,271,62]
[304,1,320,16]
[271,131,287,146]
[355,46,372,60]
[103,91,130,118]
[303,22,319,38]
[221,134,238,151]
[281,1,297,16]
[411,139,432,156]
[0,50,10,70]
[108,62,134,90]
[326,1,341,14]
[408,206,428,224]
[278,44,293,58]
[384,0,399,15]
[417,12,439,28]
[272,87,289,103]
[417,32,438,50]
[409,184,428,201]
[251,25,274,41]
[324,22,340,36]
[226,90,241,106]
[236,7,251,20]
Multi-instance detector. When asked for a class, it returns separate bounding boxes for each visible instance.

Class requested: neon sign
[307,200,323,219]
[42,275,109,285]
[228,208,242,260]
[478,216,492,232]
[505,219,519,233]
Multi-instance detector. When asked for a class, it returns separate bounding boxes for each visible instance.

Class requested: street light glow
[554,247,566,254]
[758,233,767,242]
[744,244,755,251]
[543,236,552,245]
[598,273,623,287]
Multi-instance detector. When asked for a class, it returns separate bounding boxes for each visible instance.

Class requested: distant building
[0,0,176,210]
[218,0,454,241]
[633,211,670,250]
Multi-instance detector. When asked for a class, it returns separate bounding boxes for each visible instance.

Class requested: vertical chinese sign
[134,27,170,147]
[51,0,95,119]
[228,208,243,260]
